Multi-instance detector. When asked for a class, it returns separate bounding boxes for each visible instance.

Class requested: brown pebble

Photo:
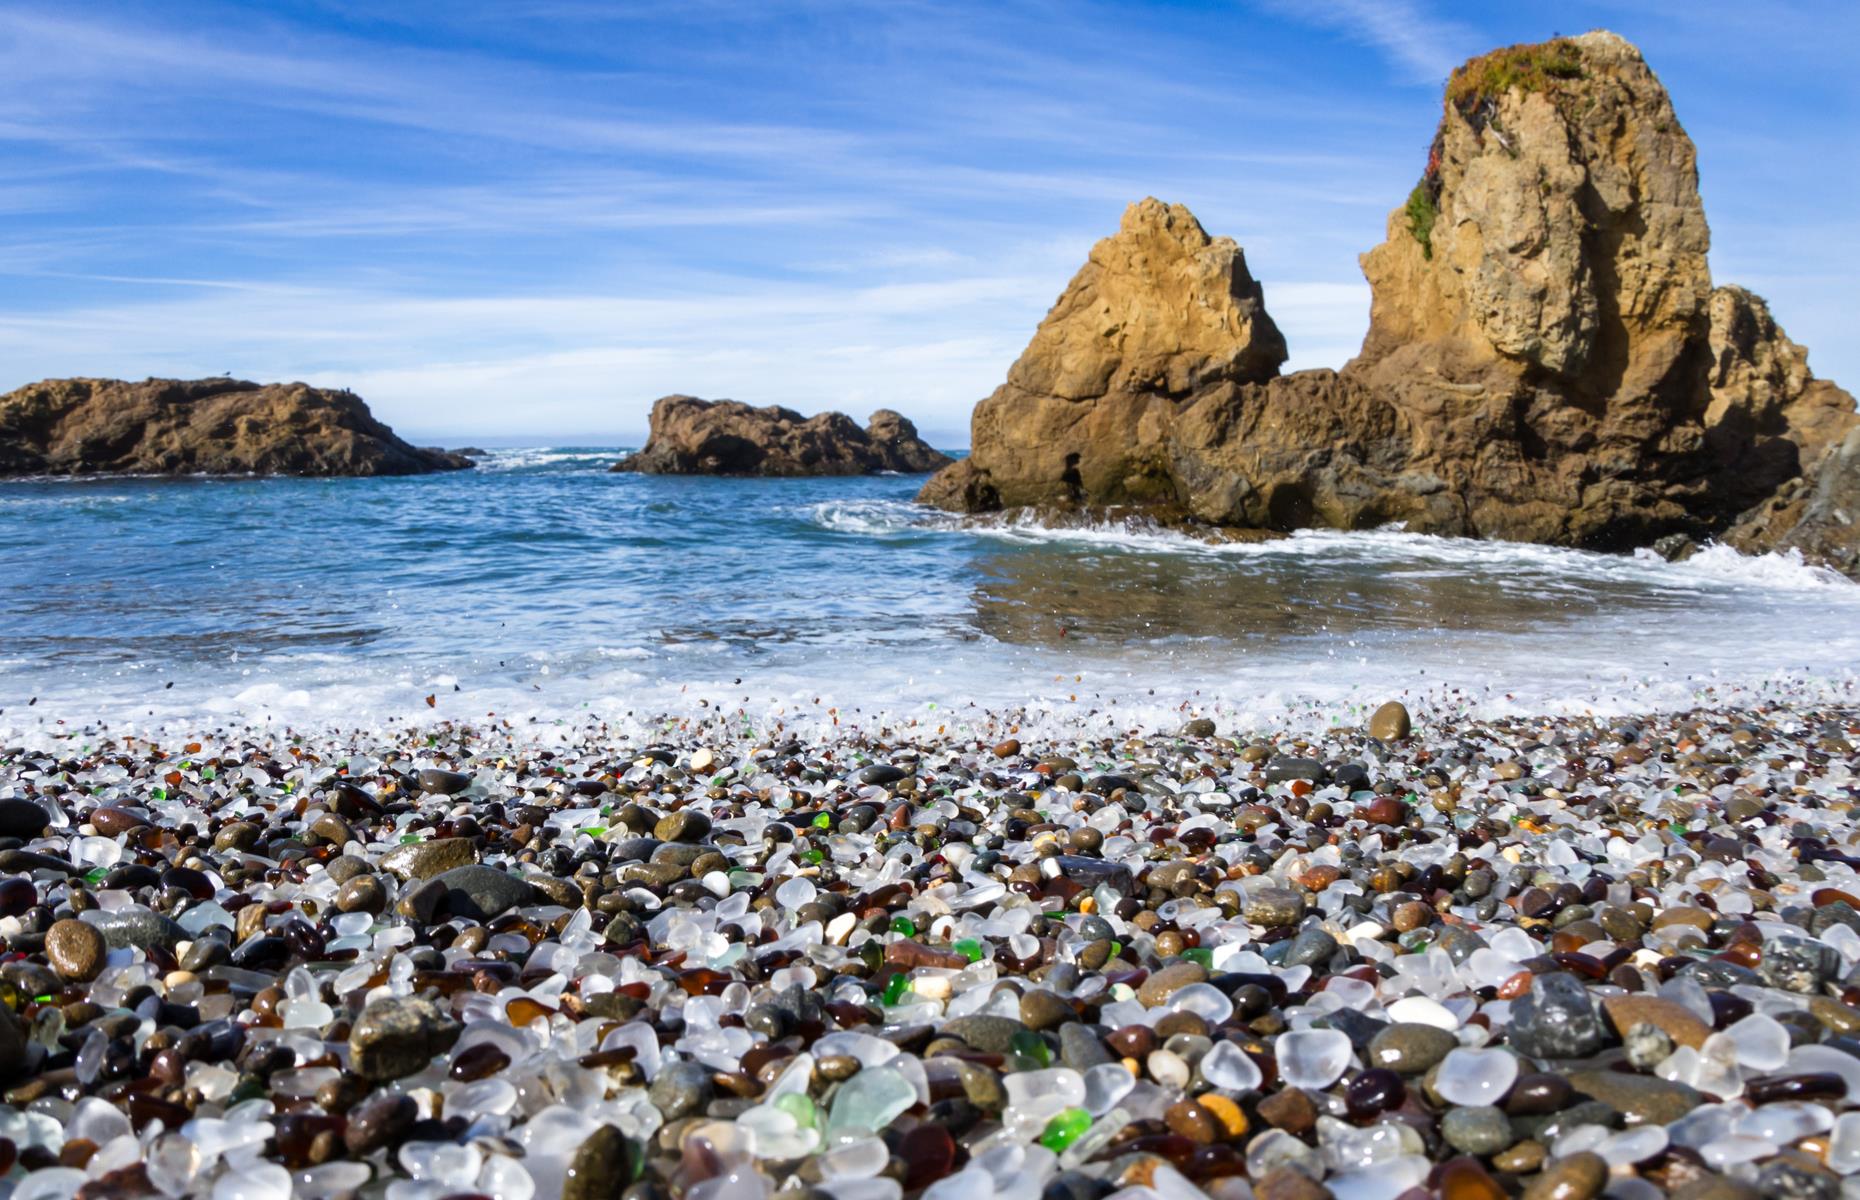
[1257,1086,1317,1135]
[1523,1151,1609,1200]
[46,918,107,983]
[1164,1098,1218,1144]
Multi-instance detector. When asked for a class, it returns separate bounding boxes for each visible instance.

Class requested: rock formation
[613,395,952,476]
[920,32,1858,572]
[0,377,470,477]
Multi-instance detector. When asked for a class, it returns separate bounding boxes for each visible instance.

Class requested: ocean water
[2,447,1858,740]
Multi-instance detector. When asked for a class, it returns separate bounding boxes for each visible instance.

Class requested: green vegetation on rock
[1404,182,1438,259]
[1446,38,1585,110]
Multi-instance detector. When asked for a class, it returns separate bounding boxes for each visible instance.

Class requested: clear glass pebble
[1275,1028,1353,1090]
[1433,1047,1518,1107]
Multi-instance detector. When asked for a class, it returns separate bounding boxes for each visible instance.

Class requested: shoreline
[0,697,1854,1196]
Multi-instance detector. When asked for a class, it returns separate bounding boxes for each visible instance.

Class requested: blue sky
[1,1,1853,444]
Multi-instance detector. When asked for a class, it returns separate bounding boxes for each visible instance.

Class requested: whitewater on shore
[2,448,1857,744]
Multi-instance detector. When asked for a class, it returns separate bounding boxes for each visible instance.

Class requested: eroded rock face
[0,377,469,477]
[614,395,951,476]
[918,198,1285,513]
[920,32,1857,569]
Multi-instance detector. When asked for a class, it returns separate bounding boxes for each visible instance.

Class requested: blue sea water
[3,447,1859,737]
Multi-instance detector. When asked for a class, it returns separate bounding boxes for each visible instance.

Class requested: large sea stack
[920,32,1858,572]
[0,377,470,476]
[614,395,952,476]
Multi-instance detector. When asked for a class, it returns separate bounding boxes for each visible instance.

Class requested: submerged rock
[0,377,472,477]
[613,395,951,476]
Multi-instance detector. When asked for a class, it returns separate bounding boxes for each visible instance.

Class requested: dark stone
[1508,972,1604,1059]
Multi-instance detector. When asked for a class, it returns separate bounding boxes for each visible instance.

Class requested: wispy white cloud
[1255,0,1479,84]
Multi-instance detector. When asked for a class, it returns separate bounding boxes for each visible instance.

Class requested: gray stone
[85,906,186,952]
[1367,1023,1458,1074]
[432,864,535,921]
[942,1014,1026,1054]
[349,995,461,1081]
[1565,1070,1702,1126]
[1441,1104,1513,1156]
[1264,757,1328,785]
[653,810,711,843]
[1281,927,1339,968]
[1509,972,1604,1059]
[648,1060,714,1120]
[1059,1023,1113,1071]
[380,837,478,881]
[1244,887,1305,927]
[416,768,472,795]
[564,1125,639,1200]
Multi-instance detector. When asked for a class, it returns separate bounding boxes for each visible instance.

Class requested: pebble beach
[0,696,1857,1200]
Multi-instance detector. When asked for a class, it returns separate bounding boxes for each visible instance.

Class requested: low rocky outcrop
[0,377,470,477]
[920,32,1858,572]
[613,395,951,476]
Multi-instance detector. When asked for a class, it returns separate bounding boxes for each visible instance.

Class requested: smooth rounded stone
[416,767,472,795]
[1367,1023,1458,1075]
[45,918,106,982]
[942,1015,1024,1054]
[1244,887,1306,927]
[0,798,48,838]
[88,806,150,835]
[1165,1098,1218,1142]
[1433,1047,1519,1106]
[1522,1151,1608,1200]
[379,837,478,881]
[334,874,386,915]
[1020,990,1075,1031]
[1385,996,1458,1031]
[1810,997,1860,1037]
[1758,937,1843,994]
[1601,995,1711,1050]
[1059,1024,1112,1071]
[854,763,908,786]
[1369,701,1412,741]
[2,961,59,998]
[563,1125,638,1200]
[349,995,461,1082]
[308,812,355,846]
[430,864,536,921]
[84,906,186,952]
[1564,1069,1702,1126]
[1282,927,1339,968]
[1623,1022,1674,1070]
[1276,1028,1353,1090]
[325,855,371,884]
[1669,1179,1761,1200]
[1147,1048,1191,1089]
[649,1061,714,1120]
[1508,973,1604,1059]
[1137,962,1208,1007]
[394,877,449,924]
[1441,1105,1512,1156]
[1178,718,1217,738]
[344,1092,418,1156]
[1754,1157,1840,1200]
[1264,757,1328,785]
[653,809,712,843]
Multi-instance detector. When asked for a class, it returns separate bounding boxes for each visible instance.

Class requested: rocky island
[919,32,1859,575]
[0,377,470,477]
[613,395,952,476]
